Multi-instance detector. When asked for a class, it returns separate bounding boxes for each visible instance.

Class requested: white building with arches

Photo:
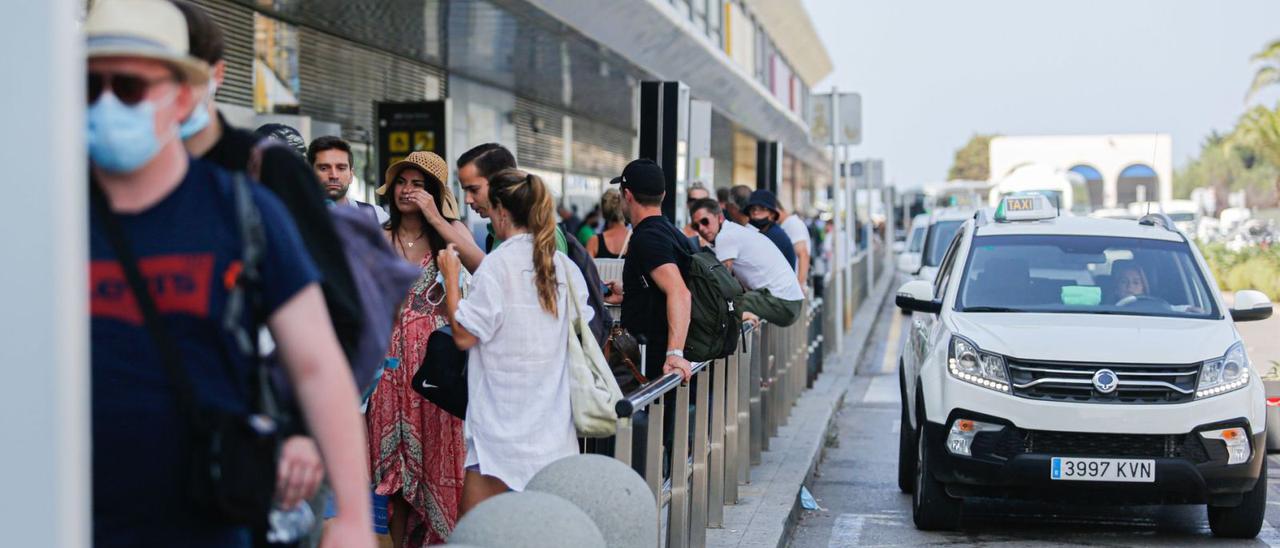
[989,134,1173,211]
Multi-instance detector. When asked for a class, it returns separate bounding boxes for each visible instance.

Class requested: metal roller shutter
[297,27,447,142]
[189,0,254,108]
[572,118,631,178]
[514,97,565,171]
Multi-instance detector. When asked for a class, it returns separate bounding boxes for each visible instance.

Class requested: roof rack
[1137,213,1176,232]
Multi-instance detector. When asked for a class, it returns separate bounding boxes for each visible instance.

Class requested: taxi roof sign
[994,193,1058,222]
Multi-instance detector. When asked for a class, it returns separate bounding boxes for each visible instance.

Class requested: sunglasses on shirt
[88,72,176,106]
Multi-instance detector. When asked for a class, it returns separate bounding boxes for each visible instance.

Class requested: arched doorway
[1068,164,1104,211]
[1116,164,1158,206]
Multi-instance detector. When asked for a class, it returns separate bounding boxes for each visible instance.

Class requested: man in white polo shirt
[689,198,805,326]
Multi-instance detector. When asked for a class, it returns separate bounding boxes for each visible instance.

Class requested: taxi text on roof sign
[995,193,1058,222]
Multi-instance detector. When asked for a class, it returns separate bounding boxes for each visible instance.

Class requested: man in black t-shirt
[602,159,693,382]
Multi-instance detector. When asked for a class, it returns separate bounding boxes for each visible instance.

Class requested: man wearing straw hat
[85,1,374,546]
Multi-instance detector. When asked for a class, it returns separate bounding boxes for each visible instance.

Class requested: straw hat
[85,0,210,85]
[378,151,460,221]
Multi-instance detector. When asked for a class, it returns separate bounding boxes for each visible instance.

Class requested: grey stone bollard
[525,454,658,548]
[448,491,605,548]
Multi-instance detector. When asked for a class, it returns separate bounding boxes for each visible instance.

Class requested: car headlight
[949,336,1010,393]
[1196,342,1250,399]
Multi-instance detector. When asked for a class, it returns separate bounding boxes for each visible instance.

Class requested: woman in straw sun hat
[366,150,470,546]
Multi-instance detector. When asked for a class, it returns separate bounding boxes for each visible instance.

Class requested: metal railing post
[615,417,633,467]
[737,327,753,480]
[668,384,691,548]
[690,367,710,547]
[708,357,726,525]
[749,326,763,465]
[723,349,740,503]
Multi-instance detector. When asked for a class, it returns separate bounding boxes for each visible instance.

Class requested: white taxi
[895,195,1275,537]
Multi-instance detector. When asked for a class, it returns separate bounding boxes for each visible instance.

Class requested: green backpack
[683,247,745,362]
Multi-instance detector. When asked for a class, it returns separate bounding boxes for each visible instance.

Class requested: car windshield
[956,235,1219,319]
[923,220,963,266]
[908,226,926,252]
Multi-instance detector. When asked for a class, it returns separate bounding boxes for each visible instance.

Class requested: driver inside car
[1112,260,1150,305]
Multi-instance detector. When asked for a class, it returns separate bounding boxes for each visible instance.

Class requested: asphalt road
[789,294,1280,547]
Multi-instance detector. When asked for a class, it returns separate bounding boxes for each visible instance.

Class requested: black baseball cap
[610,159,666,196]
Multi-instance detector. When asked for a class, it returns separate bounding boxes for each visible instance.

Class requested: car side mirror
[892,241,906,254]
[896,280,941,314]
[1230,290,1274,322]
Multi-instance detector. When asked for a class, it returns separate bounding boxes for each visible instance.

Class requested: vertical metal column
[756,141,781,192]
[668,385,692,548]
[708,358,727,525]
[3,0,89,545]
[638,81,689,223]
[829,90,844,352]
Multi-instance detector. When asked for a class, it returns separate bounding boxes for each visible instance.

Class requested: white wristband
[666,349,684,358]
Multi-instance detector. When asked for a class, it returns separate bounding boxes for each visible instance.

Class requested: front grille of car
[978,429,1215,463]
[1006,358,1200,404]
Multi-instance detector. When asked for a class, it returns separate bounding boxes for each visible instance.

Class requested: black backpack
[681,242,745,362]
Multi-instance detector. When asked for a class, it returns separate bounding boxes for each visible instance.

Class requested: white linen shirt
[453,233,590,491]
[712,221,805,301]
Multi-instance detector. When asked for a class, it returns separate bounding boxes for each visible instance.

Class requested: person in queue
[743,189,798,269]
[601,159,693,382]
[363,151,467,546]
[438,169,587,514]
[170,4,356,543]
[773,200,812,290]
[690,199,805,326]
[681,181,711,238]
[588,188,630,259]
[455,143,564,260]
[307,135,389,224]
[86,2,372,546]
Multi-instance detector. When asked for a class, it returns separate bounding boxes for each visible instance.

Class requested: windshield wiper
[960,306,1023,313]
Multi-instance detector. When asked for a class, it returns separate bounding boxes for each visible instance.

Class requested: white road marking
[879,310,903,375]
[828,513,865,547]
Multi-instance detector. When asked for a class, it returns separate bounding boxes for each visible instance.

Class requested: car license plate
[1050,457,1155,483]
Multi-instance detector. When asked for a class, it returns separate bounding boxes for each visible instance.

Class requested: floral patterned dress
[366,256,465,546]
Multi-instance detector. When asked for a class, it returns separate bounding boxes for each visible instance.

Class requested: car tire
[897,367,916,494]
[912,398,961,531]
[1207,456,1267,539]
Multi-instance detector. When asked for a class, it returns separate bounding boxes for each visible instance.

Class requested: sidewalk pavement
[708,271,898,548]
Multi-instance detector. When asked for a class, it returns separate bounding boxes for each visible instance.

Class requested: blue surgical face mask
[178,80,216,139]
[87,90,175,174]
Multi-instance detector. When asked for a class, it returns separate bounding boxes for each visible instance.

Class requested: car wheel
[912,399,961,530]
[1207,455,1267,539]
[897,367,916,494]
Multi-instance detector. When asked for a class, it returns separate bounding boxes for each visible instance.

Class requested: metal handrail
[616,359,713,418]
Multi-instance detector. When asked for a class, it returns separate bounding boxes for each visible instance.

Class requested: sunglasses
[88,72,175,106]
[696,217,715,227]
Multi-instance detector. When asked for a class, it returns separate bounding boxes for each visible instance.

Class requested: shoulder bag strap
[222,172,277,419]
[90,180,201,423]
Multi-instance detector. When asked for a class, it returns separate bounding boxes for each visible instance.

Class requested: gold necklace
[400,232,424,249]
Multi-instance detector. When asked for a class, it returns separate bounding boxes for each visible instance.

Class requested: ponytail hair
[488,168,560,316]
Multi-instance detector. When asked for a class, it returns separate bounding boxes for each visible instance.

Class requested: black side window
[933,227,967,299]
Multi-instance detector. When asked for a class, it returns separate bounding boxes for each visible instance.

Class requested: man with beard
[308,135,389,225]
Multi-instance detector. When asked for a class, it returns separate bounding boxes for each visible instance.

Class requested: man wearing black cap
[602,159,693,383]
[745,189,798,270]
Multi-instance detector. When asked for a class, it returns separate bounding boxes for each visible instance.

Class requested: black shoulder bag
[91,175,279,528]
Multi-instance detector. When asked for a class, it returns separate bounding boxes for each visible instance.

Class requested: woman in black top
[588,188,629,259]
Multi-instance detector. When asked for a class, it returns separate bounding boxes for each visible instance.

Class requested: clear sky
[801,0,1280,186]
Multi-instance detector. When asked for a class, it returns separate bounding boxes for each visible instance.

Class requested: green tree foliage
[1173,131,1278,204]
[947,134,996,181]
[1246,38,1280,103]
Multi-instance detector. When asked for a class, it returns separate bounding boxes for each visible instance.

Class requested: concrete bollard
[525,454,658,548]
[448,491,605,548]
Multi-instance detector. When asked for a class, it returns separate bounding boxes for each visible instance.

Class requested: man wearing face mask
[85,2,374,547]
[743,189,798,271]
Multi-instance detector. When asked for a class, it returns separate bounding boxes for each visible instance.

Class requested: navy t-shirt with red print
[89,158,319,547]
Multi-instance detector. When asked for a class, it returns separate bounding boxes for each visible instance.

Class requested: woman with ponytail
[437,169,591,513]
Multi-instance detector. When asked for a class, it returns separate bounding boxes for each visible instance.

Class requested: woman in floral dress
[366,151,481,546]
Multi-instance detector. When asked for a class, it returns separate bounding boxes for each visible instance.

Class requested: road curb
[709,271,898,548]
